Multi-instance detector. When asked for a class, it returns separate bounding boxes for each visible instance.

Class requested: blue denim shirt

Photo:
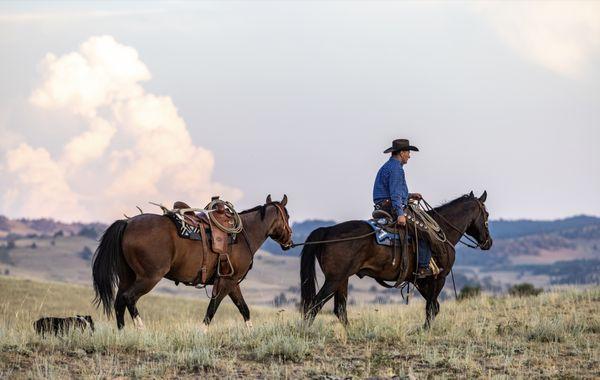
[373,157,409,216]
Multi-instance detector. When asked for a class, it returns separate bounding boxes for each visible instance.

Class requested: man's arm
[389,166,406,217]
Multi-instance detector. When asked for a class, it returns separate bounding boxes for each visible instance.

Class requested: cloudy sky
[0,1,599,223]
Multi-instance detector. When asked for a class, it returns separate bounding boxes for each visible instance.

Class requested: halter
[271,202,293,249]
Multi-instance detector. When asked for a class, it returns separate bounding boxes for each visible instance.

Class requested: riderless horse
[93,195,292,330]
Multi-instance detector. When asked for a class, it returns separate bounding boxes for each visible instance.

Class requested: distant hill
[489,215,600,239]
[0,214,599,293]
[0,215,107,239]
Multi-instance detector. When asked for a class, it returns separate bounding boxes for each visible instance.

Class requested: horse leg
[228,283,252,328]
[417,278,445,329]
[306,279,340,324]
[114,271,134,330]
[122,276,162,330]
[333,279,349,326]
[429,278,445,322]
[202,279,233,331]
[114,288,128,330]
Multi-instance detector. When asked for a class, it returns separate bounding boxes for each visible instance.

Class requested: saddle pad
[166,213,238,245]
[166,213,204,240]
[366,220,402,246]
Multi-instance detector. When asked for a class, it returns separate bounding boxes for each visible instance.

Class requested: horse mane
[239,202,288,221]
[240,205,267,220]
[433,193,475,213]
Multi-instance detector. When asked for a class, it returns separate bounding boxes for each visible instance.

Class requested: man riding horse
[373,138,439,278]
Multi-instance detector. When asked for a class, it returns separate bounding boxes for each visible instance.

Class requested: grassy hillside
[0,277,598,378]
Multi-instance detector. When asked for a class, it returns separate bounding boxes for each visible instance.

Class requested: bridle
[472,199,491,249]
[271,202,293,249]
[423,198,490,250]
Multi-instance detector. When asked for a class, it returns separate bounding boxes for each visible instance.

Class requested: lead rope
[289,230,376,248]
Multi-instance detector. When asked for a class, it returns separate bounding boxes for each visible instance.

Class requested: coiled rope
[407,200,447,243]
[204,199,243,234]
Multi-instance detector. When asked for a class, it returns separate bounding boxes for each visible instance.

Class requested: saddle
[371,202,447,249]
[370,202,452,279]
[167,198,239,284]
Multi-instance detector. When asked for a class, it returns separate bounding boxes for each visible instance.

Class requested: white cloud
[2,144,85,219]
[61,117,116,168]
[2,35,241,221]
[473,1,600,79]
[30,36,149,117]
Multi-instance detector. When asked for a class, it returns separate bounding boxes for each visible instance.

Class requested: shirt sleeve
[389,165,406,216]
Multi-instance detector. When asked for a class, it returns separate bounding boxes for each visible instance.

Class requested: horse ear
[281,194,288,206]
[266,194,272,204]
[479,190,487,203]
[469,190,474,197]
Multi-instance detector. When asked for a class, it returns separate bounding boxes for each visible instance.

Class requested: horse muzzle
[481,238,493,250]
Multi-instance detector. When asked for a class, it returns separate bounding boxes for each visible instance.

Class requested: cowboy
[373,139,434,278]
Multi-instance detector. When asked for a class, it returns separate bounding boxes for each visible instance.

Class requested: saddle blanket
[166,212,237,245]
[366,220,412,246]
[166,213,204,240]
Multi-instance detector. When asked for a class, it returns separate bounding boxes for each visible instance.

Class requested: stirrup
[217,254,235,277]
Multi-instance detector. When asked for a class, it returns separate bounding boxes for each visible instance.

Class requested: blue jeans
[417,238,432,268]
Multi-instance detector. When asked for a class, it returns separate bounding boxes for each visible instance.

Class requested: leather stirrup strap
[199,225,209,284]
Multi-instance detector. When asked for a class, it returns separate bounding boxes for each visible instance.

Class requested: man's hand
[410,193,422,200]
[397,215,407,226]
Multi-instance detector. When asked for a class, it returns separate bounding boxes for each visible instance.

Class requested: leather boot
[416,267,434,279]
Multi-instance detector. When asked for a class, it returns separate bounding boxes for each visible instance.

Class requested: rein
[421,198,489,249]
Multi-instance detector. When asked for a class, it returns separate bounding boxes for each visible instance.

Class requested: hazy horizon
[1,2,599,223]
[1,207,598,225]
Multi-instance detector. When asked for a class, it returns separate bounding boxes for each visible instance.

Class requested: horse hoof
[133,316,145,330]
[245,320,253,329]
[200,323,209,334]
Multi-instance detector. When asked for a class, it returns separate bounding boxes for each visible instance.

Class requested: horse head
[265,194,293,250]
[464,191,493,250]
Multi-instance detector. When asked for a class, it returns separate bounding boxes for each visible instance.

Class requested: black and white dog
[34,315,95,337]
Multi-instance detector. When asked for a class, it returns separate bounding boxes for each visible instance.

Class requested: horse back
[121,214,181,275]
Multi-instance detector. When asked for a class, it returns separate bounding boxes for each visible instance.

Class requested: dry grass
[0,276,598,379]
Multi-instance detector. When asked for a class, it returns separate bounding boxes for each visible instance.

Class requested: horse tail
[92,220,128,317]
[300,227,328,316]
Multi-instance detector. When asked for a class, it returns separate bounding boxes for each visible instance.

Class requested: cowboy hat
[383,139,419,153]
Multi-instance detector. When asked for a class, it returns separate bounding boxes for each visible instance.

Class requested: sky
[0,1,599,223]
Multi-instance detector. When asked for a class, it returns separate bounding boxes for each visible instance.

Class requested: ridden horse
[301,191,492,328]
[93,195,292,330]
